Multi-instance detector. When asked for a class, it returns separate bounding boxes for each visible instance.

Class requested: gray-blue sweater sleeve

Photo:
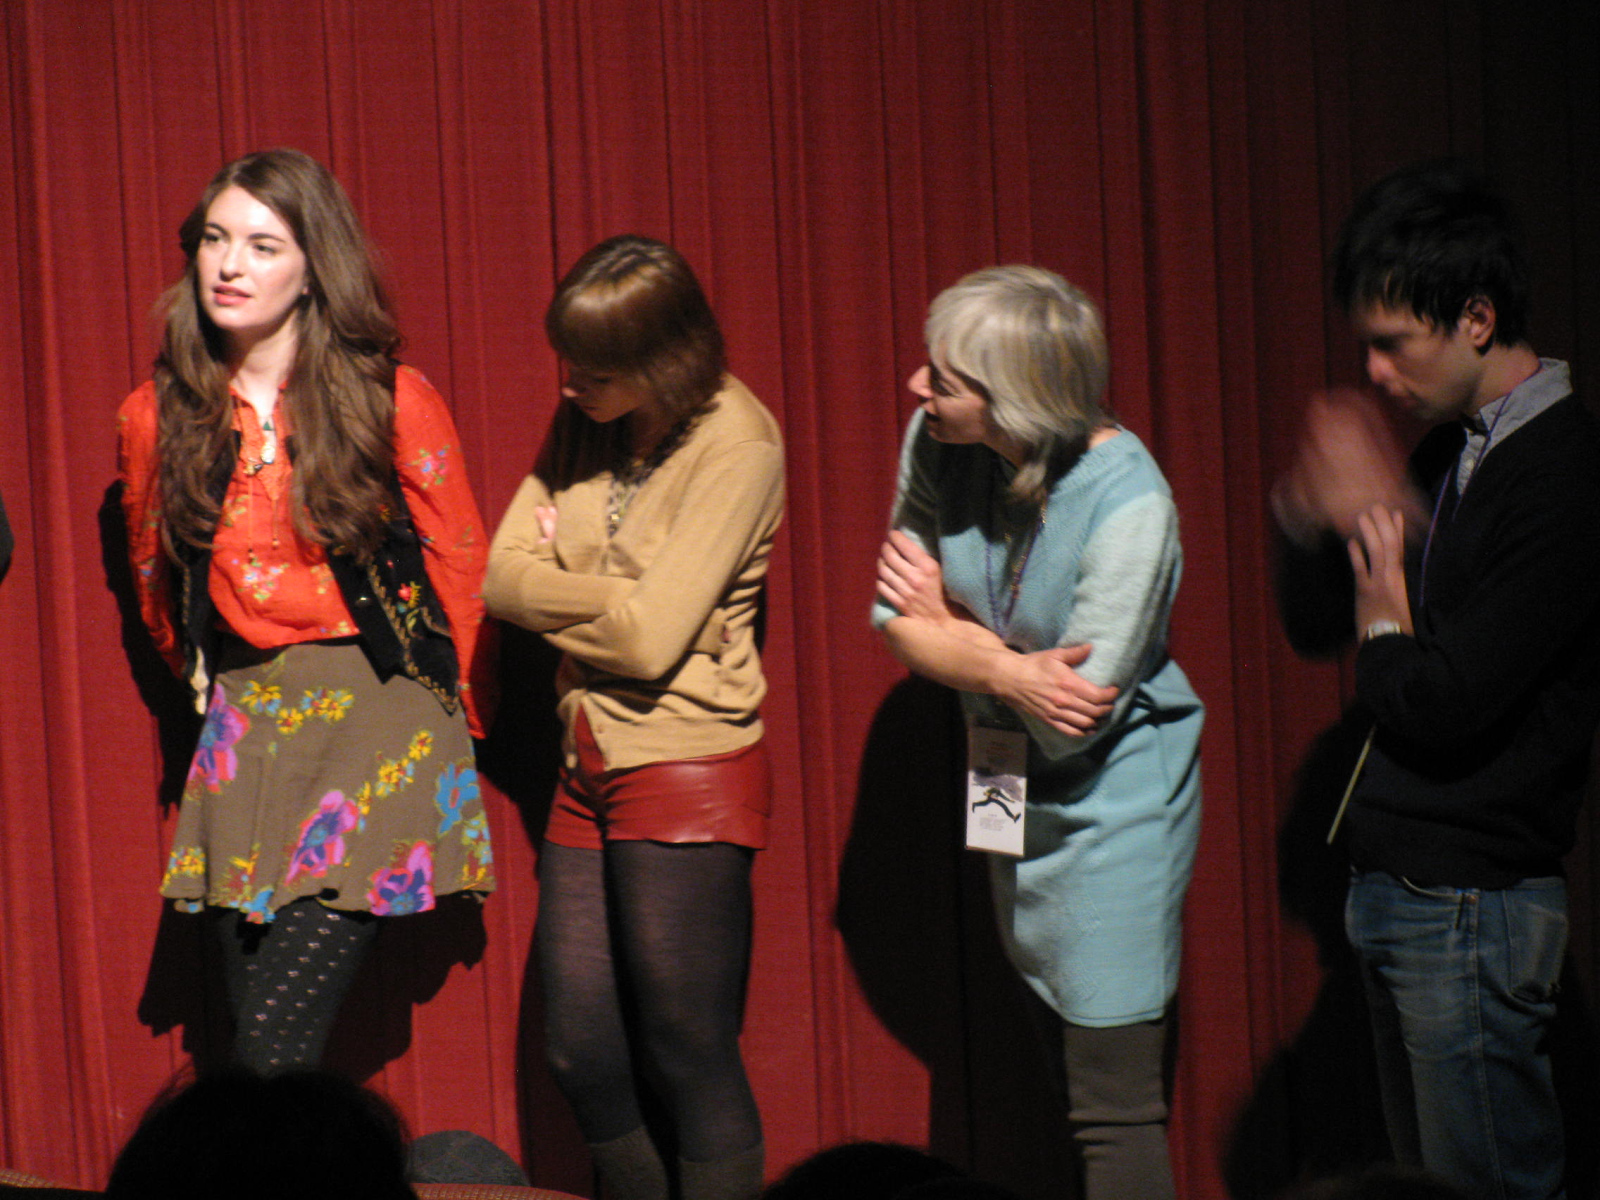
[1025,490,1180,760]
[871,412,940,630]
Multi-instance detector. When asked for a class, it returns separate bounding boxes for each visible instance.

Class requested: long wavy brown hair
[539,235,725,490]
[154,148,400,561]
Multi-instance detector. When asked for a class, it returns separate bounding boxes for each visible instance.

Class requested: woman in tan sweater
[485,236,783,1200]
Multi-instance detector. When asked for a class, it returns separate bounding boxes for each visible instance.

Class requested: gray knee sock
[679,1140,764,1200]
[589,1126,668,1200]
[1063,1018,1174,1200]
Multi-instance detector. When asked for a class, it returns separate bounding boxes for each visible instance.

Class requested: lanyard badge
[965,721,1027,856]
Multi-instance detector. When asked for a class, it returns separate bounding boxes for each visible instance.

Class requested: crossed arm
[876,529,1116,738]
[486,441,783,680]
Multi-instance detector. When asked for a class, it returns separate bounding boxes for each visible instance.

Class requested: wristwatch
[1362,620,1404,642]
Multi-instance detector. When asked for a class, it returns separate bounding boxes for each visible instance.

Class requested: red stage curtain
[0,1,1595,1197]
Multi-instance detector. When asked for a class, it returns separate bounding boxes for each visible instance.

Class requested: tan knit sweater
[485,377,784,771]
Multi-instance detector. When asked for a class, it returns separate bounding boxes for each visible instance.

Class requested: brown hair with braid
[540,235,725,489]
[154,148,400,562]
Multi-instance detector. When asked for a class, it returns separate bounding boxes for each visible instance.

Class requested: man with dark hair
[1274,160,1600,1200]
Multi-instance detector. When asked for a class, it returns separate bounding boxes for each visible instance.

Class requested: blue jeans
[1345,870,1567,1200]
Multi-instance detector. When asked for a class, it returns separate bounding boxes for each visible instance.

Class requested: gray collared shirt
[1456,358,1571,491]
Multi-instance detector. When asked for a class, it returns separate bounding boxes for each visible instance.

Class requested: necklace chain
[606,410,700,536]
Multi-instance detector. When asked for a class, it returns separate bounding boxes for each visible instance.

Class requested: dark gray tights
[212,898,378,1073]
[537,839,762,1166]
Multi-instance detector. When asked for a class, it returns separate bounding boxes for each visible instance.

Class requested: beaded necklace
[606,410,700,536]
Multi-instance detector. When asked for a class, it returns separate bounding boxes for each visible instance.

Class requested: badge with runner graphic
[965,721,1026,857]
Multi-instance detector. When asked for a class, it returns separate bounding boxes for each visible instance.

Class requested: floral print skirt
[162,637,494,923]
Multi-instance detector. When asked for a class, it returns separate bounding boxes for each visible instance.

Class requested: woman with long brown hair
[486,235,783,1200]
[119,148,494,1071]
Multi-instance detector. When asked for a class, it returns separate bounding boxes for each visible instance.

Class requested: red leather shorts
[544,709,771,850]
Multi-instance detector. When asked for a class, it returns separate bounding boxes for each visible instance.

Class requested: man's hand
[1349,505,1413,635]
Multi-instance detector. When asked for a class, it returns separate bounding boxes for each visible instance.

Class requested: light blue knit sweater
[874,412,1203,1025]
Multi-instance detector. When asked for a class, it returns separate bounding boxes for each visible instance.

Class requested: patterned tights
[212,898,378,1073]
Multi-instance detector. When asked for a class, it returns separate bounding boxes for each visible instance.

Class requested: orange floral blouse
[118,366,494,735]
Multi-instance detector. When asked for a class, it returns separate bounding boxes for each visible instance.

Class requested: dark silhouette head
[105,1067,415,1200]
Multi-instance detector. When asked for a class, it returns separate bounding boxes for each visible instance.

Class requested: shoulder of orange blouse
[393,363,461,441]
[395,362,444,404]
[117,380,159,432]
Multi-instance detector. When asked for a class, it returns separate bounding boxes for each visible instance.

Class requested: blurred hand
[1273,389,1425,544]
[535,505,558,544]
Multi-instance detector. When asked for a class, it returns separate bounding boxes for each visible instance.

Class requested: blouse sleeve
[392,368,495,737]
[542,440,785,680]
[1027,490,1182,760]
[484,474,638,630]
[117,383,184,676]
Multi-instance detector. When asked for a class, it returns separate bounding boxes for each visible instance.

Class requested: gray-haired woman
[874,265,1203,1200]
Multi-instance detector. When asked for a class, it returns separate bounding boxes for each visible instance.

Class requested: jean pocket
[1503,883,1567,1004]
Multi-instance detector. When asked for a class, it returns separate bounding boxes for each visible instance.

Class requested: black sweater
[1280,392,1600,887]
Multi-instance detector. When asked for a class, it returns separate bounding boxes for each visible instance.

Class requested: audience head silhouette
[105,1067,415,1200]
